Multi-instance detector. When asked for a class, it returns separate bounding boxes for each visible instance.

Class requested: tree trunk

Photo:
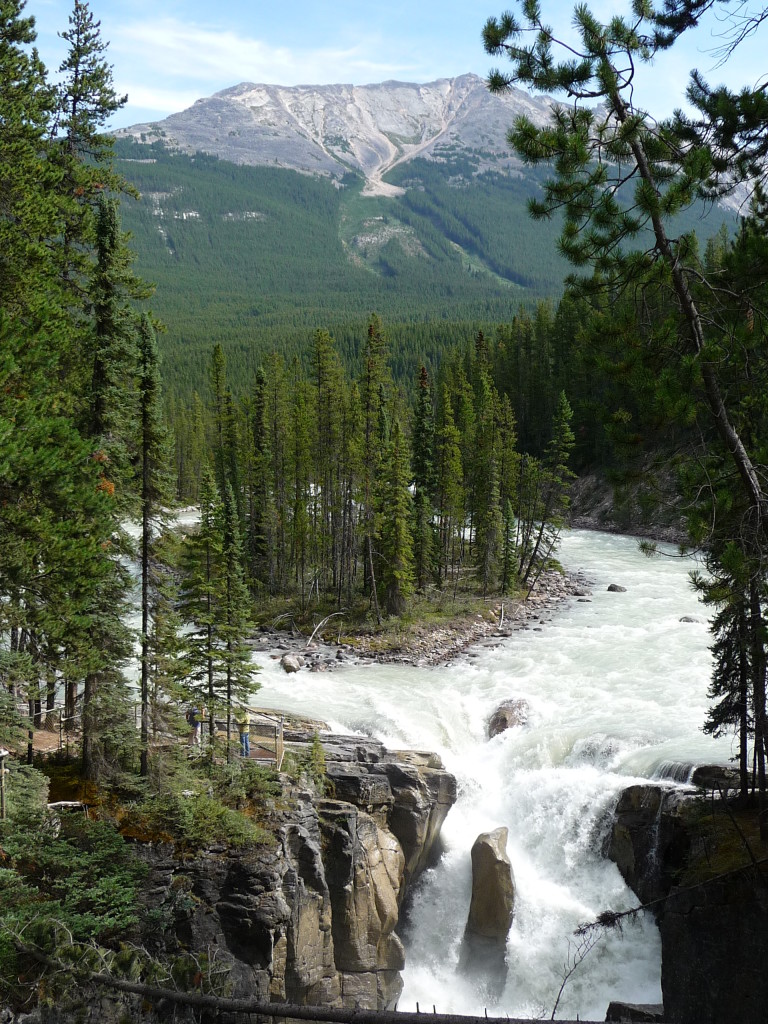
[749,578,767,838]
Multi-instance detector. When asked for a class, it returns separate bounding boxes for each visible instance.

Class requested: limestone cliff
[137,734,456,1012]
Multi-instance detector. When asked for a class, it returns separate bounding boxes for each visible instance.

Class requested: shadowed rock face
[137,735,456,1012]
[606,782,768,1024]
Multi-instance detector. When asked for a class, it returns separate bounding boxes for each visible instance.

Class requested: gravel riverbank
[249,567,593,672]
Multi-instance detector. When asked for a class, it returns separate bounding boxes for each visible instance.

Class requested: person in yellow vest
[234,706,250,758]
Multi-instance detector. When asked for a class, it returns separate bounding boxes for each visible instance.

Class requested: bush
[124,791,270,850]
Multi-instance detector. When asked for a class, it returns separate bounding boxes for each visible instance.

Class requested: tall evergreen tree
[377,420,415,616]
[219,483,257,760]
[359,316,391,623]
[179,467,223,744]
[137,315,175,776]
[0,0,60,318]
[412,366,437,592]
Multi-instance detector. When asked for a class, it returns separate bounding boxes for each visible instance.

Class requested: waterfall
[253,529,730,1020]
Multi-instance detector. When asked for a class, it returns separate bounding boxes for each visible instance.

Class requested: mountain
[113,76,734,397]
[115,74,553,195]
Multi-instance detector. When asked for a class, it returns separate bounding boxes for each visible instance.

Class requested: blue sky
[28,0,767,128]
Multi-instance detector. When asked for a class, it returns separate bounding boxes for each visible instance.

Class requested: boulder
[605,1003,665,1022]
[689,764,740,791]
[459,827,515,994]
[660,869,768,1024]
[488,699,529,737]
[465,827,516,941]
[281,653,304,673]
[607,583,627,592]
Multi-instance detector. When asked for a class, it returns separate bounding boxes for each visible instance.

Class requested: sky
[27,0,767,129]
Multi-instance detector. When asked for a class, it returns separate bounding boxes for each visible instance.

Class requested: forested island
[2,0,768,1021]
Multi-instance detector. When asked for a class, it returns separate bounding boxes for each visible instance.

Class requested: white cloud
[113,84,205,116]
[109,17,418,89]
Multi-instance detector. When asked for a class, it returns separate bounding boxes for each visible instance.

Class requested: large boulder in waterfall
[465,827,516,940]
[459,827,515,995]
[607,583,627,592]
[488,699,529,737]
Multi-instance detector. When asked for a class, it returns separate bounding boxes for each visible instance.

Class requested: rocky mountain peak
[115,73,555,196]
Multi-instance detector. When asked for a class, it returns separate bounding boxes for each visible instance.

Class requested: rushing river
[251,529,731,1020]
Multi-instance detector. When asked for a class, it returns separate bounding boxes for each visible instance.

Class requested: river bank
[253,567,593,671]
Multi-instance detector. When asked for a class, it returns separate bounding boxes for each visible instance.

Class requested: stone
[689,764,740,790]
[488,699,530,737]
[605,1002,665,1022]
[281,653,304,673]
[679,616,700,623]
[607,583,627,592]
[464,827,516,942]
[459,827,515,996]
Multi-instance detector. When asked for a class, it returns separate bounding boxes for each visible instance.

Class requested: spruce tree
[412,366,437,592]
[219,483,257,760]
[377,420,415,616]
[179,467,223,745]
[0,0,60,318]
[359,316,391,623]
[137,315,175,776]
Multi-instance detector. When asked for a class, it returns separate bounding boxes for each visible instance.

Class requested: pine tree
[312,329,345,595]
[243,368,275,591]
[473,364,503,595]
[53,0,130,286]
[289,365,313,607]
[85,195,145,505]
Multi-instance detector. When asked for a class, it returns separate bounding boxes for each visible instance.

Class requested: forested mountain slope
[114,74,735,397]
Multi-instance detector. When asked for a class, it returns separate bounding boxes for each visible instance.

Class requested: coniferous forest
[3,0,768,1017]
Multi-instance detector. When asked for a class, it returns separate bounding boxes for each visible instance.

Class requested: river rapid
[253,529,733,1021]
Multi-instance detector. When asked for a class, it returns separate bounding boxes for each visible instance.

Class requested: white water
[252,530,733,1021]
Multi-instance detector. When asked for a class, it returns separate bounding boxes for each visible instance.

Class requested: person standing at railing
[234,706,250,758]
[187,706,204,746]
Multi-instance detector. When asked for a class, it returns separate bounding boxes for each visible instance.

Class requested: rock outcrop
[604,784,691,906]
[137,733,456,1013]
[606,781,768,1024]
